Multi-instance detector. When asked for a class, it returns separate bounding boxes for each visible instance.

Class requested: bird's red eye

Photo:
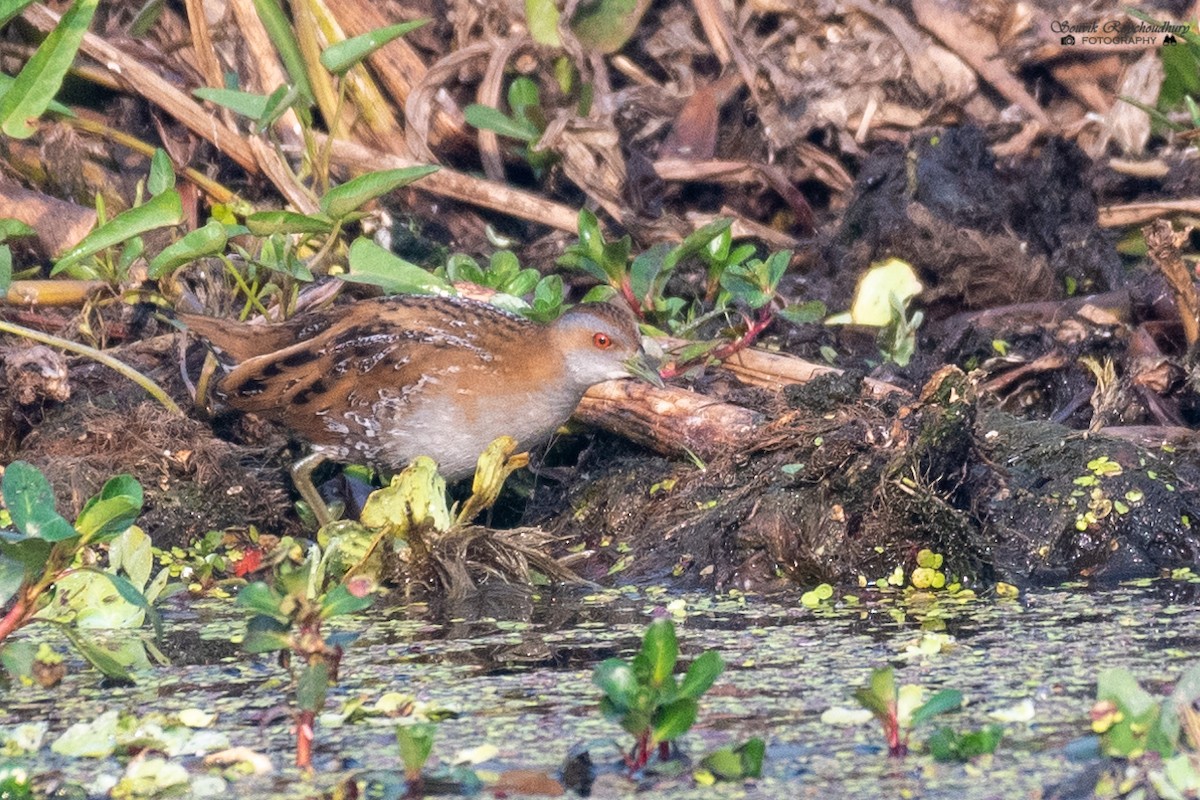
[593,332,612,349]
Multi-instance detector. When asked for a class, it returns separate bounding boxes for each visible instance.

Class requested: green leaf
[508,77,541,121]
[147,149,175,196]
[641,618,679,688]
[397,722,436,776]
[73,474,143,541]
[737,737,765,777]
[463,104,540,142]
[0,0,98,139]
[251,0,314,105]
[53,622,133,681]
[256,83,299,132]
[237,582,285,618]
[296,661,330,712]
[0,0,37,29]
[244,210,335,236]
[677,650,724,700]
[664,218,733,272]
[320,19,430,75]
[926,724,1003,762]
[0,244,11,296]
[320,166,439,221]
[910,689,963,727]
[570,0,648,54]
[0,551,25,607]
[87,568,163,641]
[243,615,290,653]
[629,243,670,304]
[147,220,229,279]
[319,583,374,619]
[0,218,36,243]
[193,87,270,121]
[593,658,637,709]
[854,667,896,721]
[0,640,35,684]
[778,300,827,326]
[700,746,743,780]
[2,461,76,542]
[343,237,453,295]
[52,190,183,276]
[701,737,765,780]
[525,0,561,45]
[651,697,696,744]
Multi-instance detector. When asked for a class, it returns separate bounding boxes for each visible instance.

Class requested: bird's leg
[291,452,333,527]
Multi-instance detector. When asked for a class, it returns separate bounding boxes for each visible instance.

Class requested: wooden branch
[577,381,762,461]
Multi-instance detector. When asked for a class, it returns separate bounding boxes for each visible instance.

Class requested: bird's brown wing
[178,312,334,364]
[213,301,507,434]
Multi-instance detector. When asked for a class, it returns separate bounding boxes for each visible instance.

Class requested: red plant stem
[658,741,670,761]
[296,710,315,770]
[0,596,28,642]
[628,730,653,772]
[659,308,775,380]
[619,276,643,319]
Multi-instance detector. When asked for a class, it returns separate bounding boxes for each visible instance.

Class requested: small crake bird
[181,294,648,524]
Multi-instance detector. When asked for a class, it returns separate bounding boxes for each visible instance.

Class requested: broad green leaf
[910,689,963,727]
[508,77,541,122]
[147,149,175,196]
[320,166,439,221]
[0,551,25,607]
[463,104,539,142]
[0,244,10,296]
[0,640,35,684]
[926,724,1003,762]
[677,650,724,700]
[0,218,36,242]
[243,615,290,653]
[193,87,270,121]
[0,539,53,578]
[700,746,743,780]
[296,661,330,712]
[764,249,791,289]
[570,0,648,54]
[74,478,143,541]
[0,73,72,120]
[665,218,732,272]
[641,618,678,688]
[320,19,430,75]
[256,84,299,132]
[147,219,229,278]
[319,583,374,619]
[651,697,696,744]
[396,722,436,776]
[700,738,764,780]
[629,243,670,303]
[778,300,827,326]
[245,210,335,236]
[54,623,133,681]
[52,190,183,275]
[1,461,76,542]
[592,658,637,709]
[1161,662,1200,751]
[525,0,561,45]
[251,0,313,105]
[50,709,122,756]
[343,237,452,295]
[737,737,765,777]
[90,568,163,641]
[854,667,895,721]
[237,582,286,619]
[0,0,98,139]
[0,0,37,29]
[1097,667,1157,718]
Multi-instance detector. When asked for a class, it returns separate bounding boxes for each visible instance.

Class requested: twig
[0,319,183,415]
[1143,219,1200,348]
